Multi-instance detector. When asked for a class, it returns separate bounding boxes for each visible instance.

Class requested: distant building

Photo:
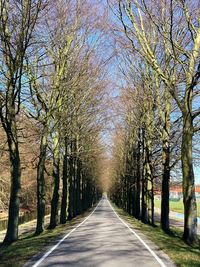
[154,184,200,200]
[196,186,200,198]
[169,187,182,200]
[169,185,200,200]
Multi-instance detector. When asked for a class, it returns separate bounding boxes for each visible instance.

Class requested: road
[154,208,200,234]
[27,199,175,267]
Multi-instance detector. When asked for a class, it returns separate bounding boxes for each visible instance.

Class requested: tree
[113,0,200,244]
[0,0,45,243]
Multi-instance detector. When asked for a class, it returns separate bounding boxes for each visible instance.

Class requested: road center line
[32,200,102,267]
[108,200,167,267]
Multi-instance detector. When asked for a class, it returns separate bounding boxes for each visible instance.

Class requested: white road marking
[108,200,167,267]
[32,199,168,267]
[32,201,102,267]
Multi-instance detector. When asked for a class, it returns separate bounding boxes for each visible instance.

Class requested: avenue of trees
[0,0,200,249]
[0,0,107,244]
[109,0,200,245]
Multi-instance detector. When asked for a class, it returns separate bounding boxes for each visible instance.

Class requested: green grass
[154,199,200,217]
[112,204,200,267]
[0,209,94,267]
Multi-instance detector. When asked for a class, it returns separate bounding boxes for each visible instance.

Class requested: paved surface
[154,208,200,234]
[27,199,175,267]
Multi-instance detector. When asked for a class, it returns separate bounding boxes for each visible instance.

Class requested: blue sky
[194,167,200,184]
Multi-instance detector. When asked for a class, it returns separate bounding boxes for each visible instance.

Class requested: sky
[96,1,200,188]
[194,167,200,184]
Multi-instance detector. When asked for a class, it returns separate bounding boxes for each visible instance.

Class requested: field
[154,199,200,217]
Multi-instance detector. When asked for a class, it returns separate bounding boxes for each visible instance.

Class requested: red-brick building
[169,185,200,199]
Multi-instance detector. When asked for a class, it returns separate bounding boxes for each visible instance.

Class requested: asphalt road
[28,199,175,267]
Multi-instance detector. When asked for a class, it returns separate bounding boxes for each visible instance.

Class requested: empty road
[28,199,175,267]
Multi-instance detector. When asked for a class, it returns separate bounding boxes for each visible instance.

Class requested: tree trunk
[49,137,60,229]
[151,181,154,226]
[124,175,128,211]
[73,152,77,217]
[67,142,74,220]
[131,149,136,217]
[83,180,87,211]
[60,139,68,224]
[160,92,171,233]
[144,107,154,225]
[161,142,170,233]
[144,136,153,224]
[135,129,141,219]
[35,127,48,234]
[127,182,131,214]
[181,114,197,245]
[76,158,82,215]
[141,128,147,223]
[3,120,21,243]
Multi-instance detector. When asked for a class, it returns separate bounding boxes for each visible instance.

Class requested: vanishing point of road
[26,199,175,267]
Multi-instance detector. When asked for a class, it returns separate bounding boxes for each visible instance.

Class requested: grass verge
[0,208,94,267]
[112,204,200,267]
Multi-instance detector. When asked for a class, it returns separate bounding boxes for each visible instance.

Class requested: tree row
[109,0,200,245]
[0,0,106,244]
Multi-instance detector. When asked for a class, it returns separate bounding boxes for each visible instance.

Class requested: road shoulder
[111,203,200,267]
[0,206,96,267]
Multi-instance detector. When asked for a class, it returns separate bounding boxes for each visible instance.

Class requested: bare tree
[112,0,200,244]
[0,0,46,243]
